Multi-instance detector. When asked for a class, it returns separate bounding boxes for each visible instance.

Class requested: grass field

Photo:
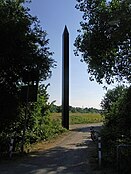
[50,112,103,125]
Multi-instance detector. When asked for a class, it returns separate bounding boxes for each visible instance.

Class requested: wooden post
[21,82,29,153]
[62,26,69,129]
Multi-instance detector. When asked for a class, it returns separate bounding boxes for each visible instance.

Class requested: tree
[0,0,55,122]
[101,85,126,113]
[101,86,131,144]
[0,1,56,154]
[100,86,126,130]
[100,86,131,168]
[75,0,131,84]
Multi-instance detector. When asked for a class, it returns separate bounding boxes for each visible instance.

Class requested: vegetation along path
[0,123,102,174]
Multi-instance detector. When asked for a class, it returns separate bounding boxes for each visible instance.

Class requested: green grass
[50,112,103,125]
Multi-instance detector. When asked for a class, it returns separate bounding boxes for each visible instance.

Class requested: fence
[117,144,131,174]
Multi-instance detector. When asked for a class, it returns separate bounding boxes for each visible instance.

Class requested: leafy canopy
[75,0,131,84]
[0,0,55,121]
[101,85,131,140]
[0,0,55,90]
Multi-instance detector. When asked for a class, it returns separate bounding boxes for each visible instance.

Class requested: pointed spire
[63,25,69,34]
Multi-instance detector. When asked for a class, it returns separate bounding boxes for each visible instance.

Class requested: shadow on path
[0,124,103,174]
[0,145,91,174]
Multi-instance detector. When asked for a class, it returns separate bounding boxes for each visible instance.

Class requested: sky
[27,0,115,109]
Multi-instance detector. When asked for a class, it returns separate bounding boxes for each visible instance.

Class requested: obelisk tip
[65,25,67,29]
[64,25,69,34]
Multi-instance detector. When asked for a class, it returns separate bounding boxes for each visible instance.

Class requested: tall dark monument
[62,26,69,130]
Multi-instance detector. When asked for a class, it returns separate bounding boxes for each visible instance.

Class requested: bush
[101,86,131,171]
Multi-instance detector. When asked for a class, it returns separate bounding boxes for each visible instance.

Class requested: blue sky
[27,0,114,109]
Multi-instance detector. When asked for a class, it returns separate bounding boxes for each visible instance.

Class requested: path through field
[0,123,102,174]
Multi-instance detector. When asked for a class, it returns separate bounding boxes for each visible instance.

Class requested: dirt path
[0,123,102,174]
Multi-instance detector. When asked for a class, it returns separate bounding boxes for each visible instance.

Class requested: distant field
[50,112,103,125]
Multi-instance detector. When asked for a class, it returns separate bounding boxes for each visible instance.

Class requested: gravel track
[0,123,102,174]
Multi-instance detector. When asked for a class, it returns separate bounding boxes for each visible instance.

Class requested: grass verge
[51,112,103,125]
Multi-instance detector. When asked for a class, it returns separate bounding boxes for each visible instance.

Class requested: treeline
[0,0,64,157]
[75,0,131,172]
[50,105,101,113]
[101,85,131,172]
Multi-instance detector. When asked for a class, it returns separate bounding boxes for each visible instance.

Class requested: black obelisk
[62,26,69,130]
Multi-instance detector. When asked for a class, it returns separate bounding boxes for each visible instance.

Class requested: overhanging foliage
[75,0,131,84]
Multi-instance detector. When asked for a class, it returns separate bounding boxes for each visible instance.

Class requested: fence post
[9,138,14,158]
[98,136,102,168]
